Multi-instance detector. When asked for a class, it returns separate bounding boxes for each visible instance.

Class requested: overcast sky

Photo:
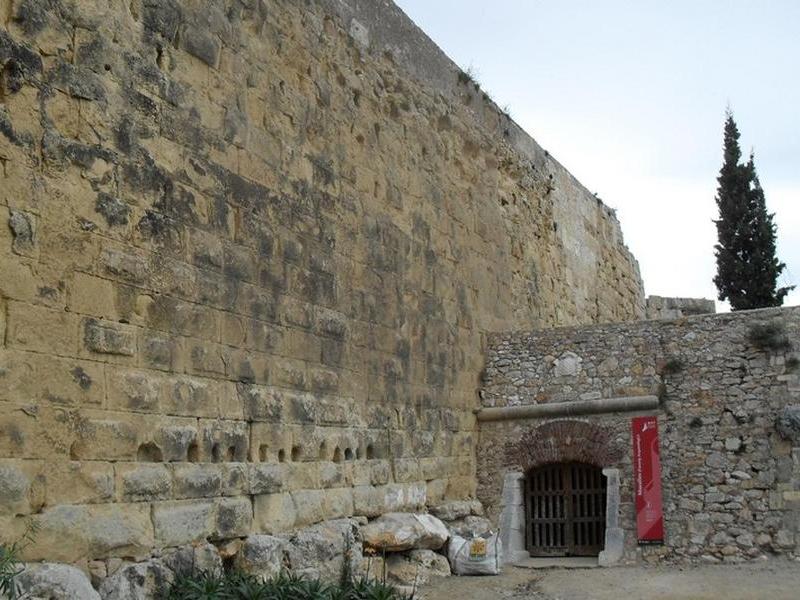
[395,0,799,309]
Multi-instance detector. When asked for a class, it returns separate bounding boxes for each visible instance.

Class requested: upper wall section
[319,0,646,324]
[1,0,641,561]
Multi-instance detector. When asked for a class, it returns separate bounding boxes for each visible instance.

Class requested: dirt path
[422,561,800,600]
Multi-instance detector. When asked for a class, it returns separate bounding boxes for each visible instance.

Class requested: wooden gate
[525,463,607,556]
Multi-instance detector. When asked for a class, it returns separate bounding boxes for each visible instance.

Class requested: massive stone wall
[479,307,800,564]
[0,0,643,565]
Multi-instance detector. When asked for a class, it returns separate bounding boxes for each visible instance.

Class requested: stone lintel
[476,395,660,423]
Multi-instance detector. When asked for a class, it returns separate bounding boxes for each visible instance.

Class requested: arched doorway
[525,462,607,556]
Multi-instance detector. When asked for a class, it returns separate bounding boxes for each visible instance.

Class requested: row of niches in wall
[134,440,381,464]
[253,440,379,464]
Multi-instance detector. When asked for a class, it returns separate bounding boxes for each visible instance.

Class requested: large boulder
[361,513,448,552]
[281,519,362,582]
[235,535,287,580]
[98,560,173,600]
[15,563,100,600]
[447,515,493,539]
[385,549,451,587]
[776,405,800,442]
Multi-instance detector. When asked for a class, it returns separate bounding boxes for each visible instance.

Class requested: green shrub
[162,569,415,600]
[0,520,39,600]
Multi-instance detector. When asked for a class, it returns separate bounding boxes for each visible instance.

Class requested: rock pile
[12,507,495,598]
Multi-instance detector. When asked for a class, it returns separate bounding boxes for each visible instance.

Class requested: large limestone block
[361,513,448,552]
[45,461,114,505]
[2,349,106,407]
[291,489,325,528]
[0,405,73,459]
[353,486,386,518]
[383,483,426,512]
[324,487,355,519]
[234,535,287,580]
[98,559,174,600]
[106,369,164,413]
[27,504,153,562]
[214,496,253,540]
[248,463,284,495]
[15,563,100,600]
[152,500,214,547]
[0,459,42,516]
[253,492,296,534]
[162,542,223,577]
[116,463,172,502]
[429,500,484,522]
[6,301,78,356]
[385,549,451,587]
[172,464,223,499]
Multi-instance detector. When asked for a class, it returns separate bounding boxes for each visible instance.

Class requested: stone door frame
[499,466,623,566]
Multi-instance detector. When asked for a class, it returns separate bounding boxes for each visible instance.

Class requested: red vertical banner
[631,416,664,544]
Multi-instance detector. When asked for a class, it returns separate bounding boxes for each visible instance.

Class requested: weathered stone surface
[361,513,448,552]
[0,460,35,516]
[16,563,100,600]
[173,464,222,499]
[83,319,136,356]
[98,559,173,600]
[645,296,716,320]
[8,210,36,256]
[162,542,223,577]
[118,464,172,502]
[291,490,326,528]
[249,463,284,495]
[429,500,483,522]
[776,405,800,442]
[281,519,362,582]
[27,504,153,562]
[254,493,297,534]
[447,516,493,538]
[385,549,451,587]
[214,496,253,540]
[235,535,287,580]
[152,501,214,546]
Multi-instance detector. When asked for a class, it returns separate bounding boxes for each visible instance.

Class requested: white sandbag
[447,532,502,576]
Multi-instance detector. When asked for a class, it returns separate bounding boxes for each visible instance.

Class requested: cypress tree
[713,112,793,310]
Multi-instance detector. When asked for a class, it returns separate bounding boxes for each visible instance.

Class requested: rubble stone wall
[0,0,644,566]
[479,307,800,563]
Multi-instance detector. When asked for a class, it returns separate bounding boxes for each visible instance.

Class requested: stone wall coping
[487,304,800,343]
[475,395,660,422]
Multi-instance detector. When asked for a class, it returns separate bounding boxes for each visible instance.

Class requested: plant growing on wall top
[746,320,792,352]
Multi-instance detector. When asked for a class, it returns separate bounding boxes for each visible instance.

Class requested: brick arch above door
[506,419,625,471]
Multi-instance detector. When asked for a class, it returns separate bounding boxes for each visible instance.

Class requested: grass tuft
[0,520,39,600]
[747,321,792,352]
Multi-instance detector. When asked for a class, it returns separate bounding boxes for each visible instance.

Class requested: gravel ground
[422,560,800,600]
